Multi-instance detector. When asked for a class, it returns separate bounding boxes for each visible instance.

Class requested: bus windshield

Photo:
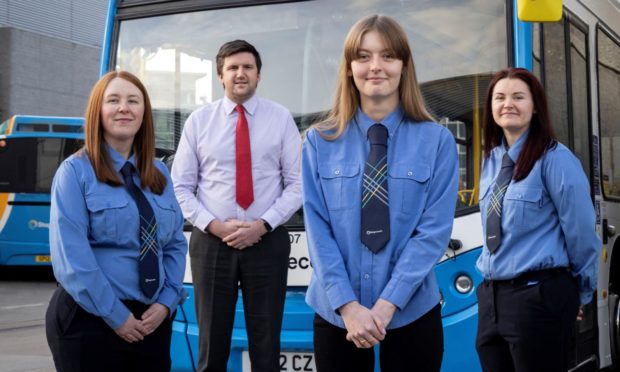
[114,0,508,215]
[0,137,82,193]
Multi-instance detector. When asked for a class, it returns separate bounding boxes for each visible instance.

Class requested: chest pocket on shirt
[85,194,129,243]
[479,183,492,202]
[388,164,430,214]
[504,186,543,228]
[152,196,176,243]
[479,184,492,221]
[318,163,360,211]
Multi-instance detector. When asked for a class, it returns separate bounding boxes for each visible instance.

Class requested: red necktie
[235,104,254,209]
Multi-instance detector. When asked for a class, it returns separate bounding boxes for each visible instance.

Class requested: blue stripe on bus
[11,115,84,125]
[100,0,117,76]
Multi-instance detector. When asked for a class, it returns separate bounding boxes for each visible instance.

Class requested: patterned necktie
[486,153,515,253]
[120,162,160,298]
[361,124,390,253]
[235,104,254,209]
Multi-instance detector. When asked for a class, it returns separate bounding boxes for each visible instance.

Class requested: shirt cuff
[579,291,593,305]
[102,299,131,330]
[195,211,215,233]
[325,282,357,313]
[261,210,281,230]
[379,278,411,310]
[157,286,187,314]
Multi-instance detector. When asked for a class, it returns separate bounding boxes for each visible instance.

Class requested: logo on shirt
[366,229,383,235]
[145,278,157,283]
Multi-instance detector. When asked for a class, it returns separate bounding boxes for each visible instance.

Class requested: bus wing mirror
[517,0,563,22]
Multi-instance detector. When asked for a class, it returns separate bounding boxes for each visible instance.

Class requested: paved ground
[0,267,56,372]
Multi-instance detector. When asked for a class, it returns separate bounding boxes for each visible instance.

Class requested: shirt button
[407,171,413,176]
[364,274,370,279]
[334,170,340,175]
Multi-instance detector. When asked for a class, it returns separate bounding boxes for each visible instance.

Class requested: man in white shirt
[172,40,302,372]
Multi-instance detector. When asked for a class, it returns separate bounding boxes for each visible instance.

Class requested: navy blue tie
[361,124,390,253]
[121,162,160,298]
[486,153,515,253]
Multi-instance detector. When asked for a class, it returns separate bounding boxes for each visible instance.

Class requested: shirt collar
[354,105,404,140]
[499,128,529,162]
[104,143,137,173]
[223,95,258,117]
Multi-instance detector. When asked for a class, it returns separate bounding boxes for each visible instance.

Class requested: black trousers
[476,268,580,372]
[189,226,290,372]
[45,286,173,372]
[313,304,443,372]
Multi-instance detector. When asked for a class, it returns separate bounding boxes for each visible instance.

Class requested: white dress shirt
[172,95,302,231]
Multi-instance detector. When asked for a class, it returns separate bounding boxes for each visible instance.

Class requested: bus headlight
[455,275,473,294]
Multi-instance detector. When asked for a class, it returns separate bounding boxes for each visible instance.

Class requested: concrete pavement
[0,267,56,372]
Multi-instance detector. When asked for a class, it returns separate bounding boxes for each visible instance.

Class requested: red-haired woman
[45,71,187,372]
[476,67,601,371]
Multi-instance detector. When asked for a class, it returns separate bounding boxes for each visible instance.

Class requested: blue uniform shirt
[49,146,188,329]
[476,131,601,304]
[302,107,459,329]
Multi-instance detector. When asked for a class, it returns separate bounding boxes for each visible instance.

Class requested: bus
[0,115,84,266]
[101,0,619,370]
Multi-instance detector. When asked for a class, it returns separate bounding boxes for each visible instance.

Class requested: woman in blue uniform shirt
[302,15,458,372]
[45,71,187,372]
[476,67,601,372]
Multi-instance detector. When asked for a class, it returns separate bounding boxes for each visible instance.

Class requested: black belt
[488,267,570,286]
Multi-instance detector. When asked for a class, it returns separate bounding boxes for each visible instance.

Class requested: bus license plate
[242,351,315,372]
[35,255,51,263]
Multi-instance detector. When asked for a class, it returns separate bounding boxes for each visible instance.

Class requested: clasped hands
[208,219,267,250]
[114,302,169,343]
[339,299,396,349]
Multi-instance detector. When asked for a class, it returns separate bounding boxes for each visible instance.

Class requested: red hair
[482,68,556,181]
[83,70,166,194]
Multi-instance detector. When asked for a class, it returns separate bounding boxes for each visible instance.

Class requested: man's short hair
[216,40,262,75]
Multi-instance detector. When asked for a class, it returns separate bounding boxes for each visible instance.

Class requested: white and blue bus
[101,0,619,370]
[0,115,84,267]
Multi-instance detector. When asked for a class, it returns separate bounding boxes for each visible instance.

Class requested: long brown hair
[315,14,433,140]
[83,70,166,194]
[482,67,556,181]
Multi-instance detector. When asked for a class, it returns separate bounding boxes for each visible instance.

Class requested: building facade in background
[0,0,108,120]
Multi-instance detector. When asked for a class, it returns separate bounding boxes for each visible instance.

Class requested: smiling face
[350,30,404,110]
[100,77,144,152]
[218,52,260,104]
[491,77,535,145]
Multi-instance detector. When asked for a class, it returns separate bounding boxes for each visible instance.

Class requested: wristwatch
[261,219,273,233]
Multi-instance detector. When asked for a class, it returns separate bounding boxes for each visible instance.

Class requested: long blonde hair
[315,14,433,140]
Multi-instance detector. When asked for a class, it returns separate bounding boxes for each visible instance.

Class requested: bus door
[531,0,620,368]
[0,135,82,265]
[596,13,620,368]
[532,6,602,368]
